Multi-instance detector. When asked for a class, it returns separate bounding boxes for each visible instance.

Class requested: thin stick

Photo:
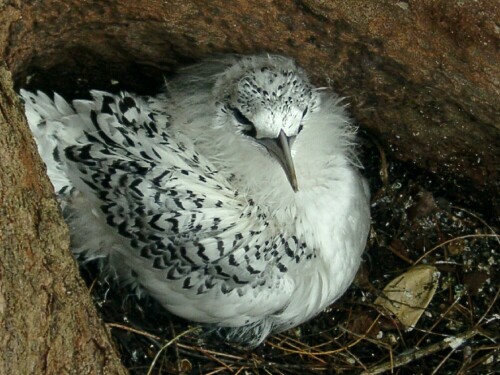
[176,343,245,360]
[451,206,500,246]
[361,329,480,375]
[106,322,161,341]
[414,234,499,265]
[268,315,382,356]
[370,135,389,187]
[387,243,414,264]
[147,327,200,375]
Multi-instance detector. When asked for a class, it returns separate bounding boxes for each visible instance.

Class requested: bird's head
[214,56,317,192]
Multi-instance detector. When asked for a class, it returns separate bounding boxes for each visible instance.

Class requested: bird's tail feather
[20,89,74,193]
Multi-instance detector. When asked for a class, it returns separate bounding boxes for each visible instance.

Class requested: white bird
[21,55,370,346]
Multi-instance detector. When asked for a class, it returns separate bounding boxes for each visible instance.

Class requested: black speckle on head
[236,65,312,105]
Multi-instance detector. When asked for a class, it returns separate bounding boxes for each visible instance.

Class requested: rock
[1,0,498,212]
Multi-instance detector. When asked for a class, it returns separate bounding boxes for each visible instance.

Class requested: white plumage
[21,55,370,346]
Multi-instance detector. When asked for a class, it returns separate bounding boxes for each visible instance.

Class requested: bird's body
[21,55,370,345]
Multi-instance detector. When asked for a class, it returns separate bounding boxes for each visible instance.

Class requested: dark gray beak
[257,129,298,192]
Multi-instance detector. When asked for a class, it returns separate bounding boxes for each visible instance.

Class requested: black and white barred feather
[21,54,370,346]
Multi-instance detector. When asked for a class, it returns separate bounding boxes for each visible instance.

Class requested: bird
[21,54,370,346]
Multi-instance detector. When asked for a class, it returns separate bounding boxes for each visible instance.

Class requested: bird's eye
[228,106,257,138]
[230,106,253,126]
[241,125,257,138]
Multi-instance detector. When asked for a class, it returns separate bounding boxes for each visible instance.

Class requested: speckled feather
[21,55,370,346]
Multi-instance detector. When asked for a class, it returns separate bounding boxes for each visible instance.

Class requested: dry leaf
[374,265,440,329]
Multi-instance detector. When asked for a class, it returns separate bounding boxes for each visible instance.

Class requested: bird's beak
[257,129,298,192]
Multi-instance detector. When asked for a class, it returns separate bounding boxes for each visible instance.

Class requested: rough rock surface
[2,0,498,206]
[0,64,127,374]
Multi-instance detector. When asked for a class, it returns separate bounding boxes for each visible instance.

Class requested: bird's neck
[195,125,353,220]
[169,95,356,217]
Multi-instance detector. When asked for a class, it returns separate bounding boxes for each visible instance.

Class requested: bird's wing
[40,90,294,291]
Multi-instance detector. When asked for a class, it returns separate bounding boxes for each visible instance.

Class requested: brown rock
[0,64,127,374]
[2,1,498,205]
